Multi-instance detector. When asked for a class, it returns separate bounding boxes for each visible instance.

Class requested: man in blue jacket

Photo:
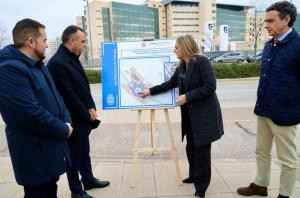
[0,19,73,198]
[237,1,300,198]
[48,26,109,198]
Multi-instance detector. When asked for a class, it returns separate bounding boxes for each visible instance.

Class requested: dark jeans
[24,177,59,198]
[186,130,212,197]
[66,136,94,192]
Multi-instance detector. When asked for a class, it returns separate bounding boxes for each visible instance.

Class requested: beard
[34,48,46,61]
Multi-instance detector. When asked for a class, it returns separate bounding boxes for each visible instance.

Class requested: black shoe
[278,195,289,198]
[195,191,204,198]
[83,178,110,190]
[182,177,193,183]
[71,190,94,198]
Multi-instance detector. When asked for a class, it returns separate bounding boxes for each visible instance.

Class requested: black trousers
[186,131,212,197]
[66,135,94,192]
[24,177,59,198]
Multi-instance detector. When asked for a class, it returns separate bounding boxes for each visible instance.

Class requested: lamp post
[83,0,93,68]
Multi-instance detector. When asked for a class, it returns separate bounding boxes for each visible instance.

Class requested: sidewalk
[1,157,300,198]
[0,106,300,197]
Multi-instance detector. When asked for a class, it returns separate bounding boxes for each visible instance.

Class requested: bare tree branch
[0,23,9,49]
[246,0,270,62]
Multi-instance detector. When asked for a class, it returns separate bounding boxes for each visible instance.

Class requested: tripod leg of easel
[131,110,142,188]
[164,109,183,186]
[151,109,157,155]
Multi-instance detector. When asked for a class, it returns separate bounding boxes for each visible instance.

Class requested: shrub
[84,63,260,84]
[85,69,101,84]
[213,63,260,79]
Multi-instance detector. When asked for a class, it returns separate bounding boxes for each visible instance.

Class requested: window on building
[216,5,246,41]
[173,11,199,14]
[173,24,199,26]
[107,2,160,41]
[173,18,198,20]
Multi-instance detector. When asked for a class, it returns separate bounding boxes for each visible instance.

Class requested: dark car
[248,51,262,63]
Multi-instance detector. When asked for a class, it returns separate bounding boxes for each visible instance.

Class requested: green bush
[84,63,260,84]
[213,63,260,79]
[85,69,101,84]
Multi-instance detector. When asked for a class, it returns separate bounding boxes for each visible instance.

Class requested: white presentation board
[102,39,179,110]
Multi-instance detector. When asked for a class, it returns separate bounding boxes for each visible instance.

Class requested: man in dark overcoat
[48,25,109,198]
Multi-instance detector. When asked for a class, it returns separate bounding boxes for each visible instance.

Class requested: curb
[90,77,260,86]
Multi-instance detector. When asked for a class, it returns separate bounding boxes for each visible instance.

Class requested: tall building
[76,16,86,32]
[79,0,159,59]
[145,0,167,38]
[76,0,300,59]
[103,2,159,41]
[161,0,203,38]
[46,37,61,59]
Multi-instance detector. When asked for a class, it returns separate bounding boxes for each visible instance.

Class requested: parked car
[247,51,262,63]
[213,52,246,64]
[207,54,219,62]
[254,51,262,62]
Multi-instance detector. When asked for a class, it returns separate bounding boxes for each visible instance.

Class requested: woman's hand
[176,94,187,105]
[139,88,150,98]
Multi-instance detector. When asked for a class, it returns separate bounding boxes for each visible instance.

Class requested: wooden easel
[130,108,182,188]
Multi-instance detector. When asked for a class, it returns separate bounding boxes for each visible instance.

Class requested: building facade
[77,0,299,59]
[105,2,159,41]
[79,0,160,59]
[46,37,61,60]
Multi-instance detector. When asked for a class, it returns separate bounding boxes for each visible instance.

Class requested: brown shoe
[237,183,267,196]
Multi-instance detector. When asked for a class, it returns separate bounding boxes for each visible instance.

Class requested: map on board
[102,39,178,110]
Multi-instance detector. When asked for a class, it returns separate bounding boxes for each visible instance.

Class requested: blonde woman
[139,34,224,198]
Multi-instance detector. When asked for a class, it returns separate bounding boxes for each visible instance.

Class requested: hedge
[85,63,260,84]
[213,63,260,79]
[85,69,101,84]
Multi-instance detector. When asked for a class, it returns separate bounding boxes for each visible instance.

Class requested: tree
[250,9,265,61]
[111,20,122,41]
[203,31,220,56]
[247,0,273,61]
[0,23,9,49]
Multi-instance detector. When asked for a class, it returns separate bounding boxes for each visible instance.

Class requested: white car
[213,52,246,64]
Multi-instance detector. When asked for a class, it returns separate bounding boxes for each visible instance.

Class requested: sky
[1,0,300,44]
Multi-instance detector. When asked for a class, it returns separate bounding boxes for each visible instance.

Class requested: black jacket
[150,55,224,146]
[48,44,99,142]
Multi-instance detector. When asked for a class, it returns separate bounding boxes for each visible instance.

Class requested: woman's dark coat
[150,55,224,146]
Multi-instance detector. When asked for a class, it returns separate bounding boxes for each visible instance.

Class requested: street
[1,79,300,195]
[90,79,259,110]
[1,79,299,161]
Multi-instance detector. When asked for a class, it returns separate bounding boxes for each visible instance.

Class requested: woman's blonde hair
[176,34,200,67]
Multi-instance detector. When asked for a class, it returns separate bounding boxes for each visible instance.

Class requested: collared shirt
[277,28,292,42]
